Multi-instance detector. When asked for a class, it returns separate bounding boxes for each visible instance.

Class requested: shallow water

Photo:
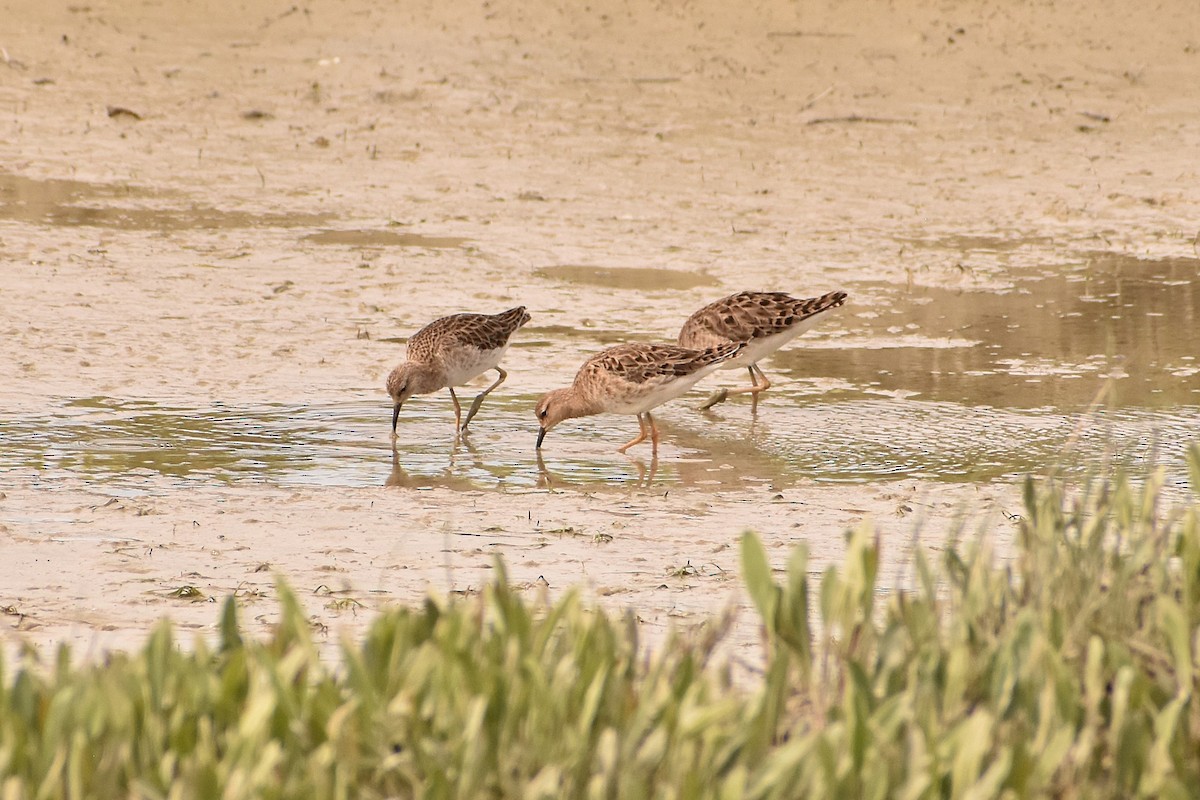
[3,175,1197,494]
[791,253,1200,409]
[4,394,1193,492]
[5,246,1197,496]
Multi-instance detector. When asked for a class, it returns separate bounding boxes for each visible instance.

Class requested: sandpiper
[387,306,531,435]
[535,341,744,454]
[677,290,847,409]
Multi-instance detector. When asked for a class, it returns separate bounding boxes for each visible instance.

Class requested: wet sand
[1,472,1019,663]
[2,0,1198,659]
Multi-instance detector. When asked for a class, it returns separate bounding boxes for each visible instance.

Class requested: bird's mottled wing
[678,290,847,346]
[407,306,531,358]
[584,342,742,385]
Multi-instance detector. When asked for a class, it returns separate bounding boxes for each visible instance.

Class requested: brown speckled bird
[677,290,847,409]
[535,340,744,454]
[386,306,531,435]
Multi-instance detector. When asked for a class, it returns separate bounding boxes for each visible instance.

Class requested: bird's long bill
[536,426,547,449]
[391,402,402,433]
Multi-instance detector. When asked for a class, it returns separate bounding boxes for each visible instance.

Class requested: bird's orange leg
[647,411,660,456]
[617,413,651,453]
[461,367,507,431]
[448,387,463,431]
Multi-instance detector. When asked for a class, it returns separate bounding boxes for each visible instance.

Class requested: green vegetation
[2,449,1200,798]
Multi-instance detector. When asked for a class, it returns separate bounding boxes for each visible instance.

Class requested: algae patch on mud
[0,171,332,230]
[535,265,720,291]
[302,229,468,248]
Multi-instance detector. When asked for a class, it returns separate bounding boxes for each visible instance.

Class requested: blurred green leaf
[1187,444,1200,496]
[1155,599,1193,697]
[740,532,778,634]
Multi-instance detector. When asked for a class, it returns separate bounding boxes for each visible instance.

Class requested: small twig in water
[799,85,834,112]
[260,4,300,29]
[767,30,851,38]
[807,115,916,127]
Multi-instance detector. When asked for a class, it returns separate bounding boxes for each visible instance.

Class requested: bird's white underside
[440,345,507,386]
[600,361,728,414]
[717,315,826,369]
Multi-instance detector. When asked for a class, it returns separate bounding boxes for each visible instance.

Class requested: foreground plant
[0,448,1198,798]
[742,447,1200,799]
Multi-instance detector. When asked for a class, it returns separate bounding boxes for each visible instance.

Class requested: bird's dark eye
[538,408,548,419]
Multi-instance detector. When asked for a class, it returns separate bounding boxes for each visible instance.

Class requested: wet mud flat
[2,0,1200,660]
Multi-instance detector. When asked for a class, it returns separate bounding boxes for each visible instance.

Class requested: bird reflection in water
[385,437,481,490]
[535,449,659,489]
